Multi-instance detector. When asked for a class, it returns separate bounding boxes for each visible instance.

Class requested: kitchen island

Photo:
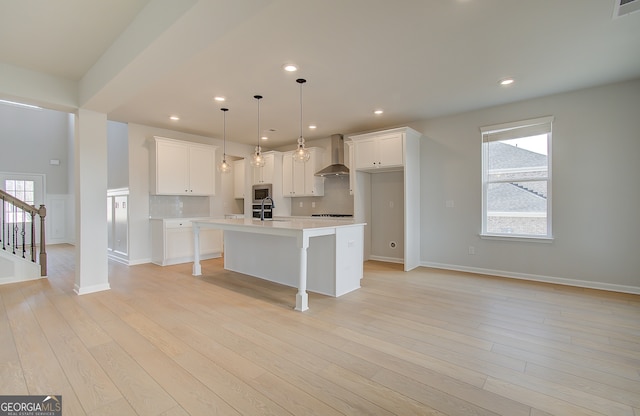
[192,218,365,311]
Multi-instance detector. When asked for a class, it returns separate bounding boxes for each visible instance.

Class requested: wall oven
[252,184,272,203]
[252,204,273,219]
[251,184,273,219]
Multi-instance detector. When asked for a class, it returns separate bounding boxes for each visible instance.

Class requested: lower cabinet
[151,218,223,266]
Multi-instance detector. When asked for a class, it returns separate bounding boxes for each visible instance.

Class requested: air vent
[613,0,640,18]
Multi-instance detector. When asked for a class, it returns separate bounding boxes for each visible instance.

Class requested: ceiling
[2,0,640,148]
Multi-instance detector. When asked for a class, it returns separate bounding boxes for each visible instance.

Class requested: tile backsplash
[290,175,353,216]
[149,195,210,218]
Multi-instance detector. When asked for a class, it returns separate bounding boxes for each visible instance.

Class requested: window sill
[480,234,554,243]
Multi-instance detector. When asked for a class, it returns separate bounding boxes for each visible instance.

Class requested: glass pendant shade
[250,95,266,168]
[217,108,232,173]
[293,78,310,163]
[292,139,311,162]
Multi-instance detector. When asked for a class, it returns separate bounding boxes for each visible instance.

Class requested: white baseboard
[127,258,151,266]
[74,282,111,295]
[421,261,640,295]
[369,255,403,264]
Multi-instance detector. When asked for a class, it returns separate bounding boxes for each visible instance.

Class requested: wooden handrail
[0,189,47,276]
[0,189,39,214]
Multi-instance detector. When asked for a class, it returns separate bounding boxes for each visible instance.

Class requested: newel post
[38,204,47,276]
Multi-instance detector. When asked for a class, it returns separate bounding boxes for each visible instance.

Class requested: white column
[74,109,110,295]
[295,234,309,312]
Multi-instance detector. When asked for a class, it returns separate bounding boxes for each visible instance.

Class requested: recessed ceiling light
[169,115,180,121]
[214,96,226,102]
[261,136,269,140]
[374,109,384,115]
[283,64,298,72]
[308,124,317,129]
[499,78,515,86]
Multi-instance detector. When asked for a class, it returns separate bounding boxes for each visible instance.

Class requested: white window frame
[480,116,554,241]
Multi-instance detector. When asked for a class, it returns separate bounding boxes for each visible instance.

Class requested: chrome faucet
[260,196,275,221]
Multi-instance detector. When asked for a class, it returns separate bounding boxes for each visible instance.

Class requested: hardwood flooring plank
[89,341,177,415]
[49,293,112,348]
[318,363,448,416]
[86,398,138,416]
[525,363,640,409]
[20,285,122,413]
[0,290,28,394]
[3,245,639,416]
[483,376,614,416]
[82,296,242,416]
[371,368,503,416]
[120,311,293,416]
[2,282,88,415]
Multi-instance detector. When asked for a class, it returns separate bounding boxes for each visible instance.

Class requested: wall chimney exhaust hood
[315,134,350,177]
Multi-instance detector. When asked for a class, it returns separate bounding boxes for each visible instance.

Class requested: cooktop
[311,214,353,218]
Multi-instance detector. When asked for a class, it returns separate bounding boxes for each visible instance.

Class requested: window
[4,179,35,223]
[481,116,553,239]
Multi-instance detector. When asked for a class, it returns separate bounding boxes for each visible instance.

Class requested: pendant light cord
[297,79,306,145]
[254,95,262,153]
[221,108,228,158]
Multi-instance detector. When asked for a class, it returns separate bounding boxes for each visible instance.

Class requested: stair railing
[0,189,47,276]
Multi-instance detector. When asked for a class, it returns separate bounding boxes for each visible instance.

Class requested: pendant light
[250,95,265,168]
[217,108,231,173]
[292,78,311,163]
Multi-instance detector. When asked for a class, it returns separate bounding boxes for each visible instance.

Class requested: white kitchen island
[192,218,365,311]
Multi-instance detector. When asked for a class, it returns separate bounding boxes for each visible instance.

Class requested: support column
[74,109,110,295]
[295,234,309,312]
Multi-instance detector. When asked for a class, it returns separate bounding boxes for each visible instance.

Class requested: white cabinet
[150,218,223,266]
[233,159,245,199]
[252,152,275,185]
[353,133,404,171]
[282,147,324,197]
[348,127,422,271]
[150,136,217,195]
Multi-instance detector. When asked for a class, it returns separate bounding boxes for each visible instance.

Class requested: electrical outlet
[312,202,316,208]
[468,246,476,255]
[446,200,455,208]
[299,201,303,207]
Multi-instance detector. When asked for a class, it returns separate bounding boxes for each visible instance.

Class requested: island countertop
[192,218,366,311]
[192,217,362,233]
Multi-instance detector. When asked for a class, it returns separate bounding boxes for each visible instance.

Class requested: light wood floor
[1,245,639,416]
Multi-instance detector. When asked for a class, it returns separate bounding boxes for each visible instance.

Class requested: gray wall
[107,120,129,190]
[412,78,640,291]
[0,103,70,194]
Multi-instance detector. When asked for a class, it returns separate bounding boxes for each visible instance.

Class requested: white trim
[127,258,151,266]
[487,211,547,218]
[480,115,554,135]
[74,283,111,295]
[420,261,640,295]
[368,255,403,264]
[480,233,553,243]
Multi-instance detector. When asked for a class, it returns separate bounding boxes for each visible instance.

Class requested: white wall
[412,78,640,292]
[126,123,255,264]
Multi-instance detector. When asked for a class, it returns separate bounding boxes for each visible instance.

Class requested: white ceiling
[2,0,640,147]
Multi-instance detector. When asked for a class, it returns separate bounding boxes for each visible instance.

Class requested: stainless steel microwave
[252,184,272,203]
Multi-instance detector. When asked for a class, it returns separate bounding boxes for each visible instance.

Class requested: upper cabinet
[348,127,422,272]
[150,136,217,195]
[353,132,404,171]
[282,147,325,197]
[252,151,275,185]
